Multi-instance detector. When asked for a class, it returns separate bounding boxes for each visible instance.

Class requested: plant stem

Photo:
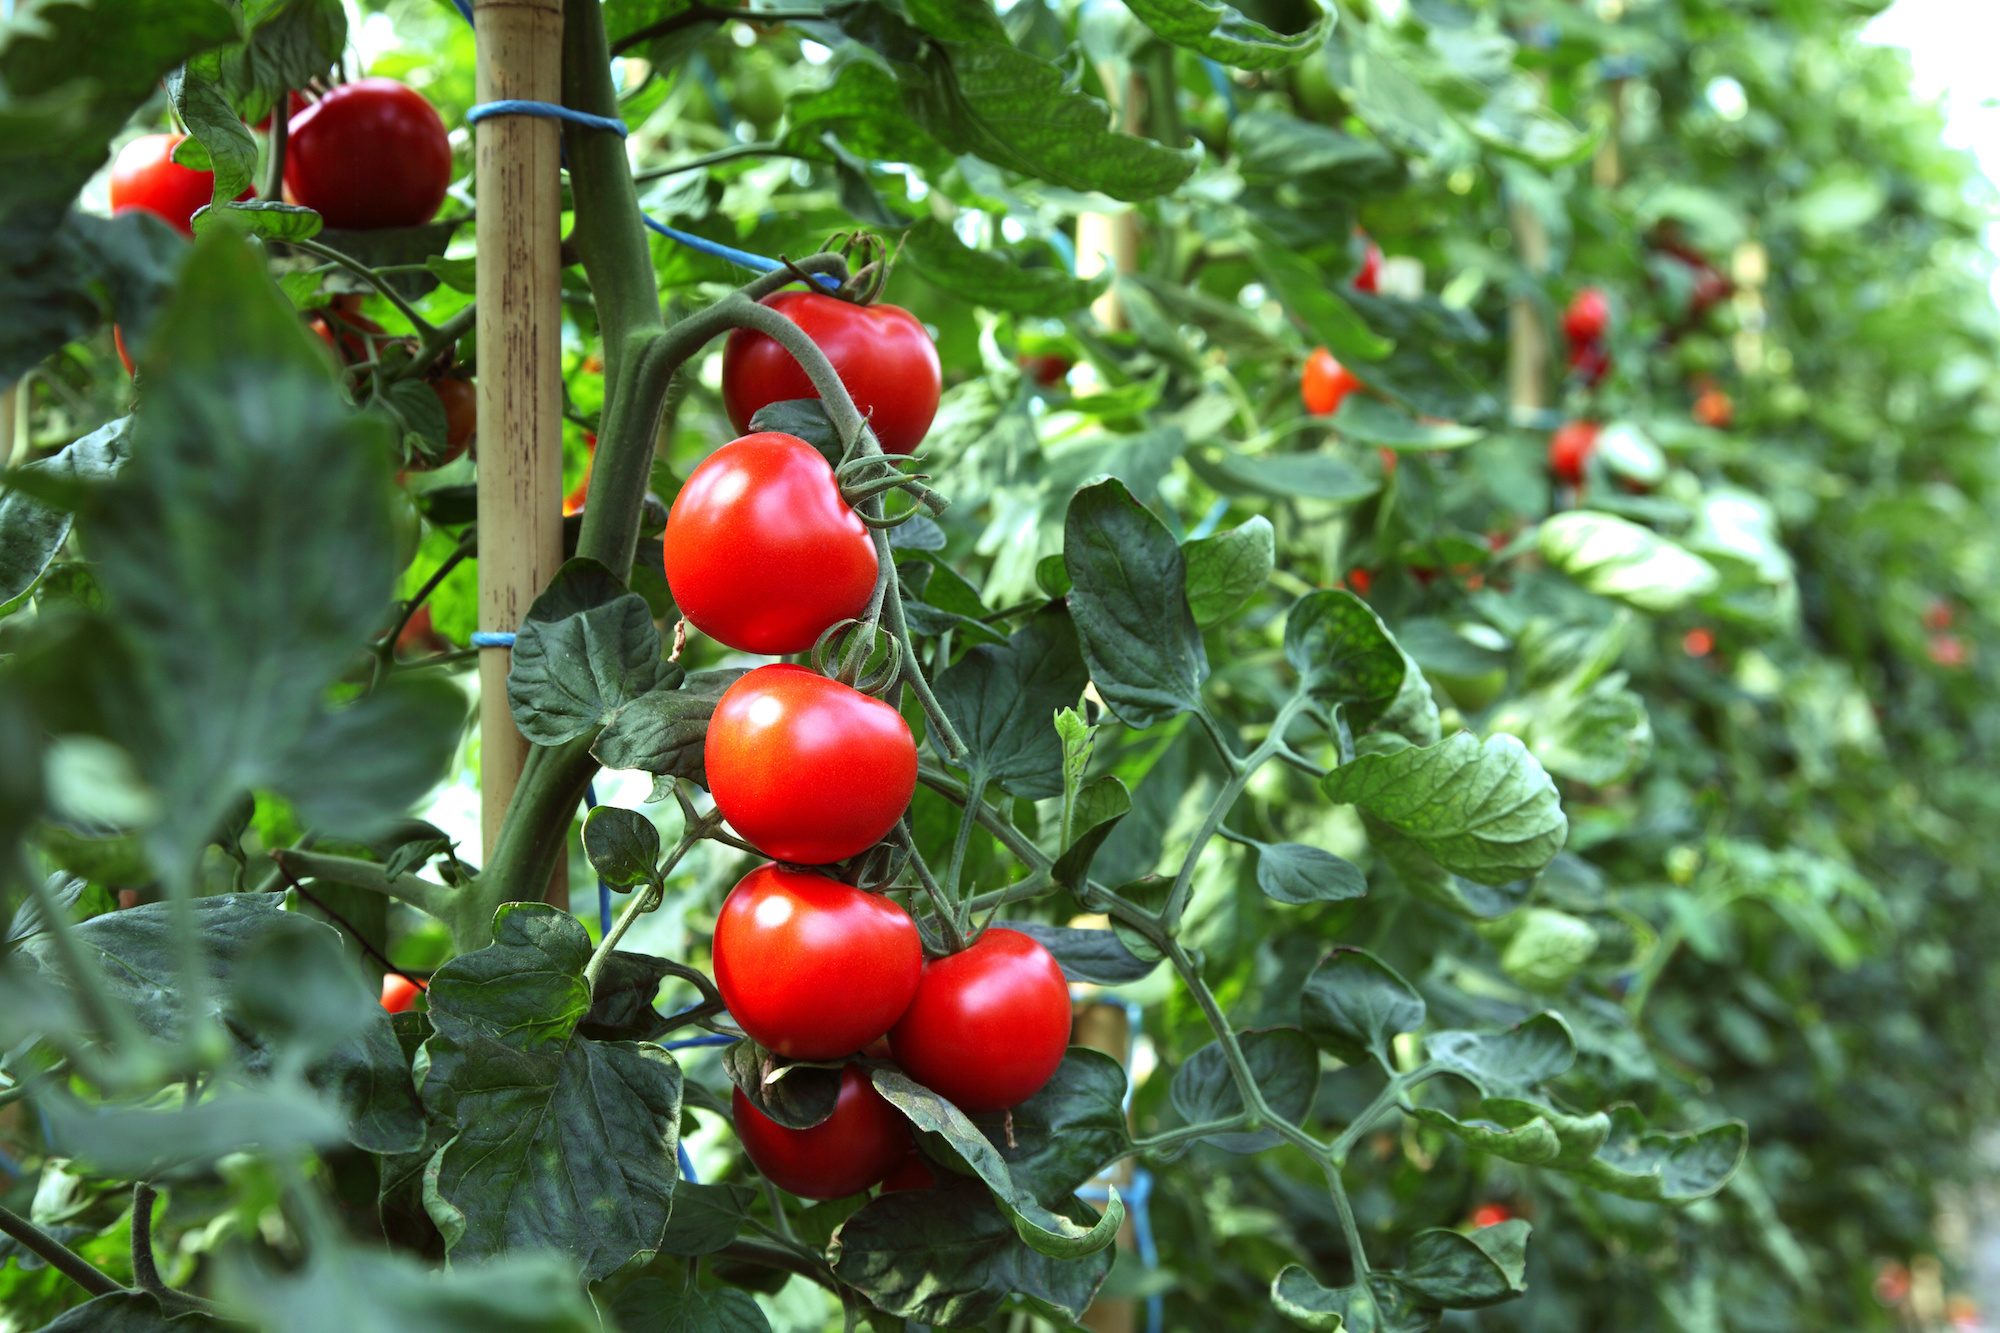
[1126,1116,1247,1159]
[582,822,714,989]
[271,849,453,920]
[632,142,795,181]
[130,1183,167,1295]
[1162,693,1311,925]
[897,823,969,953]
[943,772,987,901]
[262,107,287,204]
[402,302,478,379]
[287,238,435,334]
[609,4,828,57]
[0,1204,122,1299]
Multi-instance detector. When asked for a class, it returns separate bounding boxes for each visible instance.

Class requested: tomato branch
[269,848,454,921]
[285,238,435,336]
[0,1204,123,1299]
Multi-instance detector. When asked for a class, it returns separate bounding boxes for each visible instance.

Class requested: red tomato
[1682,627,1715,659]
[114,327,135,377]
[1470,1203,1513,1229]
[380,973,426,1014]
[878,1152,936,1193]
[399,376,476,470]
[1874,1262,1911,1305]
[1549,420,1601,486]
[732,1063,911,1199]
[1353,235,1383,293]
[396,605,449,659]
[721,291,941,455]
[1924,599,1955,632]
[1568,339,1611,387]
[1692,388,1733,429]
[1563,288,1610,344]
[713,864,922,1060]
[313,296,386,364]
[704,665,917,865]
[663,432,878,655]
[1019,352,1071,387]
[284,78,452,230]
[1301,347,1363,416]
[1929,634,1969,669]
[109,133,250,237]
[1344,568,1373,598]
[889,929,1071,1113]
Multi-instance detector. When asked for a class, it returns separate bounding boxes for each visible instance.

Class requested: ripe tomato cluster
[666,296,1072,1197]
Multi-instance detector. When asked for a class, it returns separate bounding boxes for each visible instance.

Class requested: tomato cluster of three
[665,292,1072,1198]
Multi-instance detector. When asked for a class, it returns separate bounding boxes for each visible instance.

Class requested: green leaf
[996,922,1157,985]
[1424,1013,1576,1097]
[1251,237,1393,366]
[1271,1266,1361,1331]
[1247,838,1369,906]
[1183,515,1274,627]
[936,605,1090,799]
[1192,448,1378,504]
[29,1291,201,1331]
[1537,512,1721,613]
[846,0,1199,202]
[1322,733,1566,885]
[1331,397,1483,450]
[266,678,467,840]
[508,558,670,745]
[1498,908,1599,991]
[1121,0,1332,69]
[1231,111,1403,196]
[1063,479,1208,728]
[1284,589,1406,731]
[654,1182,758,1257]
[79,231,398,880]
[970,1048,1131,1198]
[902,217,1106,316]
[220,0,347,122]
[829,1180,1113,1326]
[1405,1102,1561,1166]
[219,1243,599,1333]
[1301,947,1425,1067]
[169,57,259,208]
[1051,775,1132,894]
[578,950,673,1044]
[868,1066,1124,1258]
[609,1282,771,1333]
[41,1081,349,1178]
[422,904,683,1282]
[0,417,128,608]
[1524,677,1653,787]
[1582,1108,1747,1203]
[1395,1220,1530,1309]
[591,671,737,783]
[1170,1027,1318,1153]
[296,222,460,300]
[721,1038,842,1130]
[583,806,662,889]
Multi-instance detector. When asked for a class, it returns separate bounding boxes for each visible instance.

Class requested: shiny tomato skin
[1563,287,1610,344]
[732,1064,911,1199]
[110,134,248,236]
[663,432,878,655]
[1301,347,1363,416]
[1548,420,1601,486]
[889,929,1071,1113]
[380,973,426,1014]
[713,864,922,1060]
[284,78,452,230]
[1470,1202,1513,1229]
[704,665,917,865]
[878,1152,936,1193]
[720,291,941,455]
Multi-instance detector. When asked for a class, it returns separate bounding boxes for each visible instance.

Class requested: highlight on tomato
[712,864,922,1061]
[284,78,453,230]
[703,664,917,865]
[889,928,1072,1113]
[662,432,878,655]
[1301,346,1362,417]
[731,1063,912,1200]
[721,290,941,455]
[380,973,426,1014]
[1469,1202,1514,1229]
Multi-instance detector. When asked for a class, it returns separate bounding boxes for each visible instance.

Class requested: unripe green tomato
[389,492,422,572]
[1293,56,1343,121]
[1428,665,1508,713]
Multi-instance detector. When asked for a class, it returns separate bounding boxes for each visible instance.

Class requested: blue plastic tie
[467,99,630,137]
[469,630,516,648]
[445,0,838,287]
[663,1033,738,1050]
[1201,58,1238,122]
[678,1141,699,1184]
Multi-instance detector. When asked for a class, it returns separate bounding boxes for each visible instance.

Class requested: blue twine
[446,3,837,287]
[466,99,629,137]
[469,630,516,648]
[663,1033,737,1050]
[678,1141,698,1184]
[1200,58,1238,121]
[1185,497,1231,543]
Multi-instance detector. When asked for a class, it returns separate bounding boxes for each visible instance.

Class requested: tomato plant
[4,0,1999,1329]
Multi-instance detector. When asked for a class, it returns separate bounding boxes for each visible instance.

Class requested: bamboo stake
[474,0,568,905]
[1078,998,1137,1333]
[1077,69,1145,332]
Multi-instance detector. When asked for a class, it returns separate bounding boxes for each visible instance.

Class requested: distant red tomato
[313,295,386,364]
[663,432,878,655]
[1301,347,1363,416]
[721,291,941,455]
[732,1063,911,1199]
[1470,1202,1514,1229]
[1568,340,1612,388]
[1353,234,1383,293]
[1929,634,1968,669]
[395,605,449,658]
[1875,1262,1912,1306]
[889,929,1071,1113]
[1683,627,1716,658]
[1019,352,1071,387]
[1563,288,1610,344]
[380,973,426,1014]
[1549,421,1602,486]
[110,133,251,237]
[713,864,922,1061]
[1924,599,1955,632]
[1344,568,1373,598]
[1693,388,1733,429]
[285,78,453,230]
[704,665,917,865]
